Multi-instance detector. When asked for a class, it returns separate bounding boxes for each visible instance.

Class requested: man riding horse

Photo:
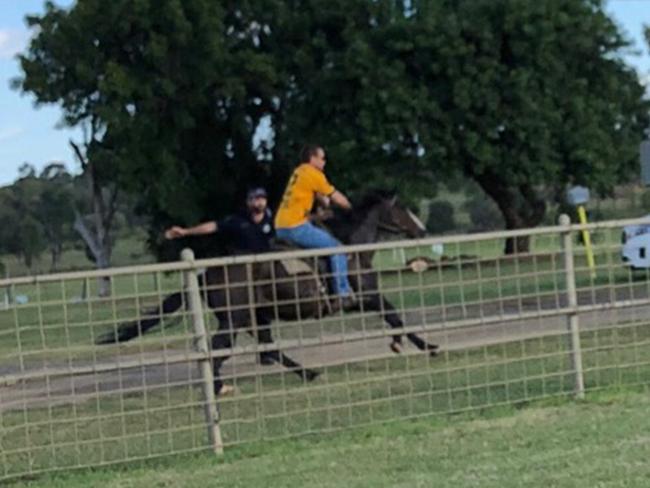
[275,144,357,310]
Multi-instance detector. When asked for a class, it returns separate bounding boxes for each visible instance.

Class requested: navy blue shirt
[215,209,275,254]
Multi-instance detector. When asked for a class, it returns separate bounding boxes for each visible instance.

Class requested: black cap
[246,187,267,199]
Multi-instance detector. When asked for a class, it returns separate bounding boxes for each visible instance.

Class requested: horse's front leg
[362,293,406,352]
[365,294,439,356]
[351,265,406,350]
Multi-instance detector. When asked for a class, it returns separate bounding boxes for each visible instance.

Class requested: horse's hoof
[217,384,237,396]
[428,345,440,357]
[96,332,118,345]
[259,354,275,366]
[390,342,403,354]
[304,370,320,382]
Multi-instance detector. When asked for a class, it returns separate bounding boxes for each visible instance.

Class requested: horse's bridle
[376,197,411,235]
[377,220,405,234]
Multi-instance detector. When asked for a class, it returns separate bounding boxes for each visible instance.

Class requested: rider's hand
[315,193,331,208]
[164,226,186,240]
[312,206,334,222]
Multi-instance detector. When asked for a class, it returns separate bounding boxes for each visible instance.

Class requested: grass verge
[7,387,650,488]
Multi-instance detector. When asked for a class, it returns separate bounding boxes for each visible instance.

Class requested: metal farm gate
[2,216,650,480]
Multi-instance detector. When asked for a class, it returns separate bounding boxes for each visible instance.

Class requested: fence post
[181,248,224,454]
[559,214,585,399]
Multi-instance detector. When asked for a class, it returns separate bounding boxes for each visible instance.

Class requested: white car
[621,218,650,269]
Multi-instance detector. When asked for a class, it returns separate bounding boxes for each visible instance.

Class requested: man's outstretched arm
[164,221,217,239]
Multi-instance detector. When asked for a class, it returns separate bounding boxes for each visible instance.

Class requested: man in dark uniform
[165,187,276,377]
[164,187,274,253]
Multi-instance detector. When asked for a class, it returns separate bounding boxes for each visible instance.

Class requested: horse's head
[326,190,426,243]
[354,190,426,239]
[375,193,427,238]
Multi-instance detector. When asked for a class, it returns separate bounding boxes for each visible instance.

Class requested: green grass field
[0,233,155,279]
[7,388,650,488]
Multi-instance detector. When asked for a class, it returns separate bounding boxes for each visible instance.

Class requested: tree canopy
[0,164,73,270]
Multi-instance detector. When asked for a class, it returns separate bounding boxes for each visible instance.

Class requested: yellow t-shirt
[275,164,336,228]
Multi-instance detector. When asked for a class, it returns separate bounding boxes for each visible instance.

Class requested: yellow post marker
[577,205,596,278]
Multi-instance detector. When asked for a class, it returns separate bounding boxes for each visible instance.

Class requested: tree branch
[69,140,87,171]
[104,186,119,235]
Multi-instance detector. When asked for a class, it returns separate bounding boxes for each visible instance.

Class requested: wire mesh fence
[2,215,650,480]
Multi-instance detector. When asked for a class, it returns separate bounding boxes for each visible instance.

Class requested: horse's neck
[349,208,380,244]
[328,206,381,245]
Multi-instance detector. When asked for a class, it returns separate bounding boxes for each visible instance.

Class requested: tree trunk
[95,250,112,297]
[503,233,531,255]
[71,138,117,297]
[73,212,112,296]
[473,171,546,255]
[49,243,62,272]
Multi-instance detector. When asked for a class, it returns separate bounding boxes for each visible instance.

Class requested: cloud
[0,29,30,60]
[0,126,24,142]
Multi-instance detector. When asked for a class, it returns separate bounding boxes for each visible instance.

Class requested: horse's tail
[96,271,207,345]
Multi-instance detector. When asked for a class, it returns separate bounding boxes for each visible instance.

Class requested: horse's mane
[353,189,395,213]
[325,189,395,243]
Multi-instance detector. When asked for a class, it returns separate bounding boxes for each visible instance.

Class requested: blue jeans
[276,223,352,296]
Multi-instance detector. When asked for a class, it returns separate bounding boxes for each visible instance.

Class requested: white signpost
[566,186,590,206]
[566,185,595,277]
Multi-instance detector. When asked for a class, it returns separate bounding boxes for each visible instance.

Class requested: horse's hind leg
[97,291,185,344]
[211,327,238,395]
[255,318,320,382]
[97,273,211,344]
[254,315,275,365]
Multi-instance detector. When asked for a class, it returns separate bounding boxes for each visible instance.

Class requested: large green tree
[16,0,285,259]
[430,0,649,252]
[267,0,438,197]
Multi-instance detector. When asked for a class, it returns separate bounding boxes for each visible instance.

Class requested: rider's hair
[299,144,323,163]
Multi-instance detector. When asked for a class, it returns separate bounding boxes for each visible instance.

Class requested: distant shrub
[641,190,650,213]
[464,196,503,232]
[425,201,456,234]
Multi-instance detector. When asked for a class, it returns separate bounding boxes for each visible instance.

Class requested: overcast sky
[0,0,649,186]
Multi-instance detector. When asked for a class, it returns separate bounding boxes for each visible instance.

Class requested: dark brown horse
[99,191,438,393]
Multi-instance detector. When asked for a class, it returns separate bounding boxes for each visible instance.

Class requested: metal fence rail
[2,216,650,480]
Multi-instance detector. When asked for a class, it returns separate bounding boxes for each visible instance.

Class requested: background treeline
[0,162,145,277]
